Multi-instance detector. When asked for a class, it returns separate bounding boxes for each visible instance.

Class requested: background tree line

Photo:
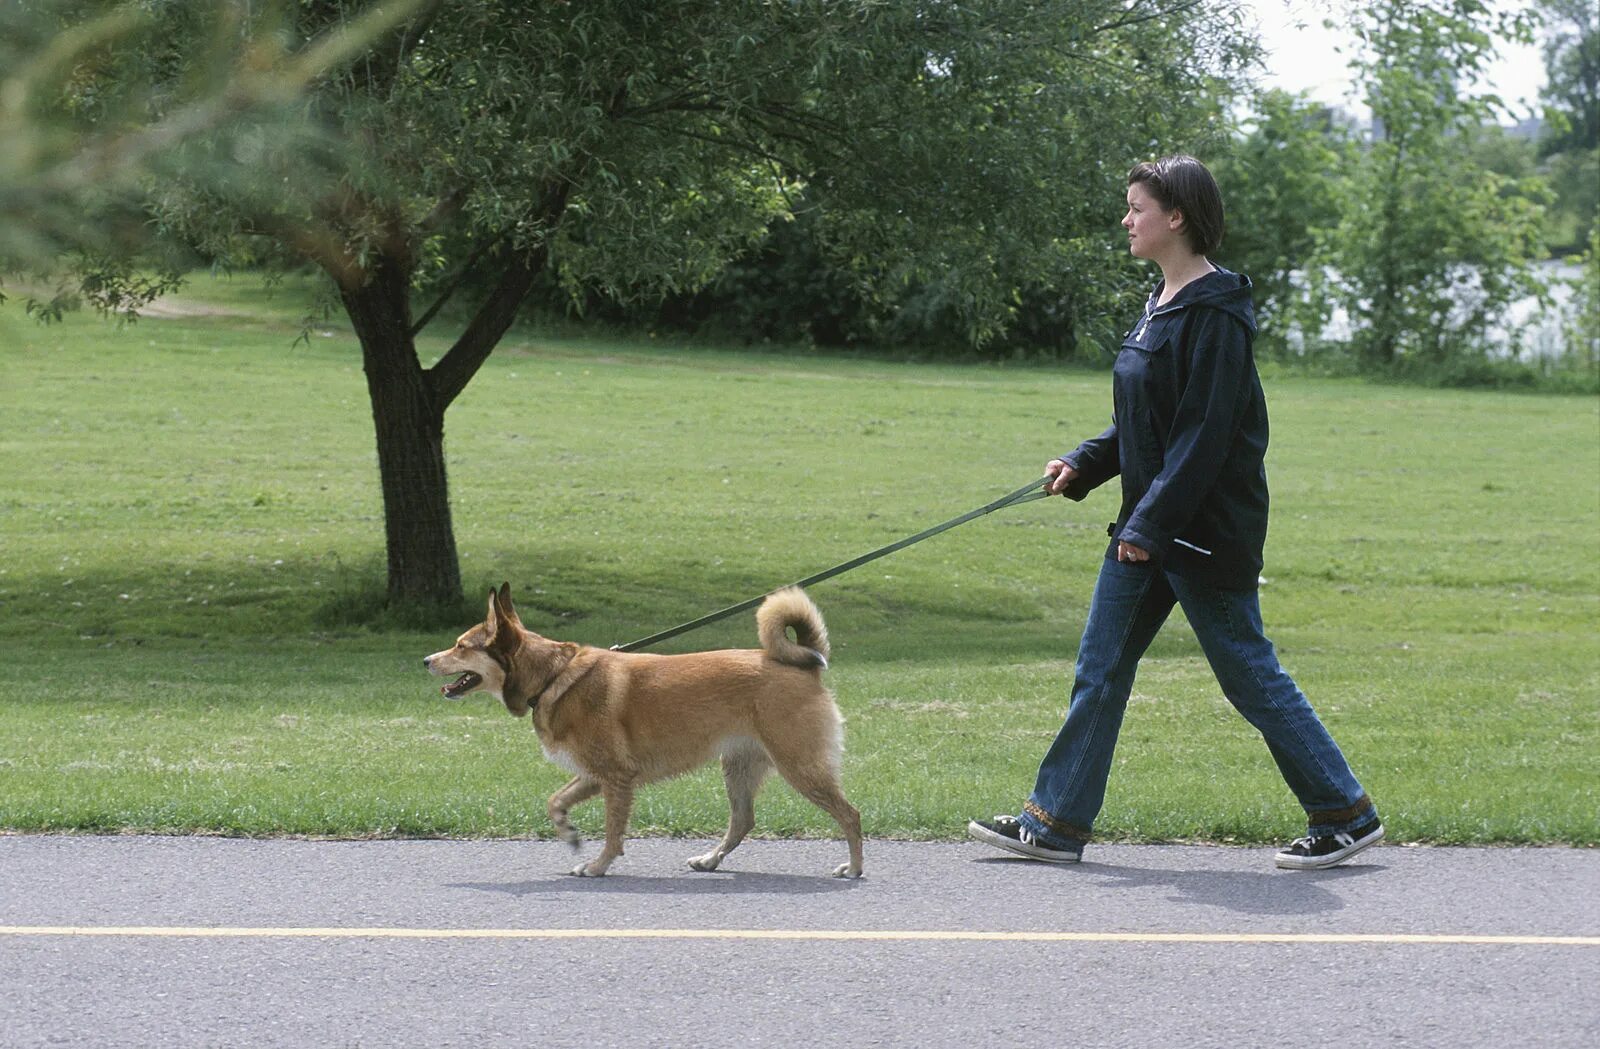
[542,0,1599,387]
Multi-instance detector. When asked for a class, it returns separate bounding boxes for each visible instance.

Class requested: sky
[1244,0,1547,121]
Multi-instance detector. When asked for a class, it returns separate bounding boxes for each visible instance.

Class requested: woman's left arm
[1117,309,1254,557]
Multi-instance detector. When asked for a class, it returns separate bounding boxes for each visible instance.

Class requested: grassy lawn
[2,273,1596,845]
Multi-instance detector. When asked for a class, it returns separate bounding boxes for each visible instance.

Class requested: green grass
[2,272,1597,845]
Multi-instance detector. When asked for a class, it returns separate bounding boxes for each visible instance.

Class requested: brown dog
[424,583,863,878]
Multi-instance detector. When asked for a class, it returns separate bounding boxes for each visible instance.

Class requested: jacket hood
[1146,266,1257,334]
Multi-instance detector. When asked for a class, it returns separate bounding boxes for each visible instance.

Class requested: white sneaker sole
[1275,825,1385,870]
[967,820,1082,864]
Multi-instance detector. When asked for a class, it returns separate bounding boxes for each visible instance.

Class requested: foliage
[1533,0,1599,255]
[0,0,429,316]
[1295,0,1553,370]
[512,4,1254,360]
[1535,0,1600,157]
[133,0,1261,339]
[1540,144,1600,253]
[1209,89,1356,355]
[1564,223,1600,380]
[561,197,1172,362]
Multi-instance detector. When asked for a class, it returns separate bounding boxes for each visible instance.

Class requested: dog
[424,583,863,879]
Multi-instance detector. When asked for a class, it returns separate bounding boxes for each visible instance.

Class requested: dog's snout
[422,655,433,669]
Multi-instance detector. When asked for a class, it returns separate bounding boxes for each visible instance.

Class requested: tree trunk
[322,182,564,612]
[338,253,463,609]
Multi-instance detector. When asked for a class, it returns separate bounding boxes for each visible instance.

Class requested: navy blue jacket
[1060,267,1269,590]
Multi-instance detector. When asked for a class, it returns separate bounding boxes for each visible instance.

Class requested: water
[1292,259,1588,362]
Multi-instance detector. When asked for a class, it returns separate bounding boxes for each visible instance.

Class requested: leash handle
[610,477,1053,653]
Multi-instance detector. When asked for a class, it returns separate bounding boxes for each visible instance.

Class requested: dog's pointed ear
[494,582,523,628]
[488,583,525,657]
[482,588,501,644]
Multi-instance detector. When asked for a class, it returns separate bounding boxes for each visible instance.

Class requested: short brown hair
[1127,155,1225,256]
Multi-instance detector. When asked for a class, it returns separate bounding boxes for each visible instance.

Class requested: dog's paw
[832,862,863,879]
[569,862,606,878]
[549,815,582,850]
[687,852,722,872]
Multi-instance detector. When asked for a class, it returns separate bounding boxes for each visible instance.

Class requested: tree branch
[426,253,538,410]
[1089,0,1206,36]
[241,211,366,289]
[425,182,570,409]
[410,231,507,338]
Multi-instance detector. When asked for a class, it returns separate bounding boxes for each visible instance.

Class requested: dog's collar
[524,650,595,713]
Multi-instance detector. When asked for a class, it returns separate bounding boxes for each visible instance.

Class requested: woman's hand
[1047,458,1148,561]
[1045,458,1078,495]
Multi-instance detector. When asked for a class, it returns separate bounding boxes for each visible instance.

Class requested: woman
[969,155,1381,870]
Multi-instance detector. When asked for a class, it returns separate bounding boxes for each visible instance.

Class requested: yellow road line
[1,926,1595,946]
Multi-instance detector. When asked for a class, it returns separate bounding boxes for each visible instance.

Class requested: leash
[610,476,1053,653]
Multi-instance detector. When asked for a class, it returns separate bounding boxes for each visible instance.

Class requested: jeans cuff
[1022,801,1091,849]
[1306,794,1377,836]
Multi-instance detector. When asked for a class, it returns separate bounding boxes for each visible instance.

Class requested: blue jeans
[1020,557,1376,849]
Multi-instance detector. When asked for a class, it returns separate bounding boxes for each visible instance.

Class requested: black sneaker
[1274,818,1384,870]
[968,814,1083,864]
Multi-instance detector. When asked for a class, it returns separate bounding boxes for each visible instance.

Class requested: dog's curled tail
[757,587,831,670]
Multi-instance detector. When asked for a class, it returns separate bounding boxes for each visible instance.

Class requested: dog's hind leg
[689,745,773,873]
[571,779,634,877]
[799,779,863,879]
[762,706,864,878]
[766,748,864,879]
[547,776,600,850]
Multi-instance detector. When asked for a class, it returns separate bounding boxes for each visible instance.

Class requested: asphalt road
[2,835,1596,1048]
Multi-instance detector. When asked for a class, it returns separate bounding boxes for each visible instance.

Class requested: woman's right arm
[1047,422,1119,498]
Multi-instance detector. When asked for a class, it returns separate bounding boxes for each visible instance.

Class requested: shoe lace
[994,814,1037,845]
[1288,834,1317,851]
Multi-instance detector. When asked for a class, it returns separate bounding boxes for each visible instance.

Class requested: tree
[41,0,1257,610]
[1300,0,1551,369]
[1536,0,1599,157]
[1209,89,1355,353]
[1535,0,1599,254]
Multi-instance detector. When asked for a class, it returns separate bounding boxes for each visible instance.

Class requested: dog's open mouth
[442,672,482,699]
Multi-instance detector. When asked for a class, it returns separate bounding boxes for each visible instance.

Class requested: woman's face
[1122,181,1184,261]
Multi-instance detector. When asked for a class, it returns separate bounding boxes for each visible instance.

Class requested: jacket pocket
[1115,332,1171,392]
[1121,327,1172,357]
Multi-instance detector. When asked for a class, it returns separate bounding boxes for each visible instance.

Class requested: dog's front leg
[571,780,634,877]
[548,776,600,850]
